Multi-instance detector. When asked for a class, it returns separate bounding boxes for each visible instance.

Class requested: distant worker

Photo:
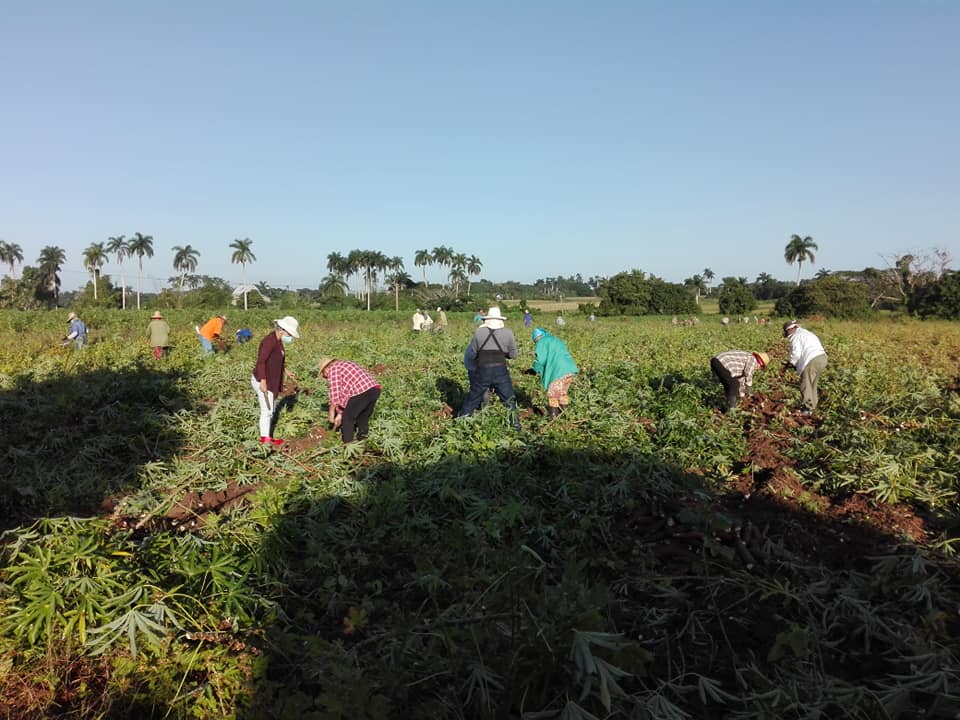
[63,311,88,349]
[473,308,484,324]
[198,314,227,353]
[147,310,170,359]
[317,357,381,443]
[555,315,566,327]
[523,310,533,328]
[412,308,425,331]
[458,307,520,430]
[710,349,769,413]
[435,307,448,332]
[235,328,254,344]
[782,320,828,416]
[526,328,579,417]
[588,313,596,322]
[422,310,434,331]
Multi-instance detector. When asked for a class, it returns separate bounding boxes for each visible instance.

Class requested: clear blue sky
[2,1,958,293]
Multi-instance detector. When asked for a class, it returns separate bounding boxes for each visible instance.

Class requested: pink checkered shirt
[326,361,380,411]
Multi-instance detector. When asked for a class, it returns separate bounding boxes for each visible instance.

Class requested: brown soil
[110,480,262,533]
[282,425,330,452]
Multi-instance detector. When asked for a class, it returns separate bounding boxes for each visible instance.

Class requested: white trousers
[250,375,276,438]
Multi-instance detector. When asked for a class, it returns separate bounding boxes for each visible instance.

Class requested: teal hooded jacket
[531,330,578,390]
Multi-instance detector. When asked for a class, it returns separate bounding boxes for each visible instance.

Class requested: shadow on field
[0,364,195,530]
[241,443,960,720]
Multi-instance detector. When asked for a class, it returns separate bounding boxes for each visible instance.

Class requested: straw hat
[317,357,336,374]
[150,311,163,319]
[66,311,78,322]
[753,352,770,368]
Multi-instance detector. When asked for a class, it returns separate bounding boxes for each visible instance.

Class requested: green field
[1,309,959,719]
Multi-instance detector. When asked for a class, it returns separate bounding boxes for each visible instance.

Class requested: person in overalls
[457,307,521,430]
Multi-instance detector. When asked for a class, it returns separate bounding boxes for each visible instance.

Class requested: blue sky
[2,1,958,293]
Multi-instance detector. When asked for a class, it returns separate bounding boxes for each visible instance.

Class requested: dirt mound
[112,480,261,533]
[283,425,330,452]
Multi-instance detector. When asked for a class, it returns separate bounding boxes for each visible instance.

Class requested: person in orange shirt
[197,314,227,353]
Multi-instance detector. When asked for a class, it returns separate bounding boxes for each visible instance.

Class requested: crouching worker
[710,350,769,413]
[318,357,381,443]
[526,327,578,417]
[63,312,88,349]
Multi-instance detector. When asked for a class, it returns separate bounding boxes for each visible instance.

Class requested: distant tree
[319,273,349,298]
[814,268,832,279]
[775,275,870,319]
[702,268,715,295]
[106,235,129,309]
[414,249,433,286]
[37,245,67,307]
[466,255,482,295]
[127,232,154,310]
[172,245,200,302]
[82,242,108,300]
[431,246,454,287]
[718,277,757,316]
[910,270,960,319]
[684,274,706,305]
[0,240,24,278]
[784,234,819,285]
[597,269,697,316]
[386,256,409,311]
[229,238,256,310]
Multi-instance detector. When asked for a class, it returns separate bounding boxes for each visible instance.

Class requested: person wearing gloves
[710,350,769,413]
[458,307,521,430]
[147,310,170,359]
[782,320,828,415]
[63,311,88,349]
[526,327,579,417]
[251,316,300,446]
[317,357,381,443]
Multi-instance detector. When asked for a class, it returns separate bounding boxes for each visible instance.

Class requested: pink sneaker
[269,437,284,446]
[259,436,271,444]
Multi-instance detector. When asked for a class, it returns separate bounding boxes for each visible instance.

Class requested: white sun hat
[275,316,300,338]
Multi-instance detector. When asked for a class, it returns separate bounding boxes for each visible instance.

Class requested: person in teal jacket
[527,327,578,417]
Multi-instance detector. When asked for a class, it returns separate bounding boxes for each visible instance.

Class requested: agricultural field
[1,309,959,719]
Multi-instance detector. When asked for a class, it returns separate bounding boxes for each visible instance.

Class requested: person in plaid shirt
[318,357,381,443]
[710,349,769,413]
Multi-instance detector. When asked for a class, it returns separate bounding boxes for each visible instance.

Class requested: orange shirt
[199,317,225,341]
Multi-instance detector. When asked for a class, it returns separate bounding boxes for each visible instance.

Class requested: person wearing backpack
[457,307,520,430]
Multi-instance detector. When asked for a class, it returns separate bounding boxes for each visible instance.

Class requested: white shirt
[788,327,827,374]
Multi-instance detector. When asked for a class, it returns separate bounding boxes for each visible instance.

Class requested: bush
[776,276,871,319]
[718,281,757,316]
[909,271,960,319]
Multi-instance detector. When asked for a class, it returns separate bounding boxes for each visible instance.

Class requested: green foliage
[910,270,960,319]
[717,278,757,315]
[775,275,872,318]
[597,270,696,316]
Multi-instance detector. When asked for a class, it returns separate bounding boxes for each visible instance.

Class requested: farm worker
[458,307,521,430]
[235,328,254,344]
[710,350,769,413]
[147,310,170,359]
[317,357,381,443]
[782,320,828,415]
[436,307,448,332]
[463,340,495,408]
[422,310,434,330]
[63,311,88,349]
[523,310,533,328]
[555,315,566,327]
[251,316,300,446]
[412,309,424,331]
[526,328,579,417]
[197,314,227,354]
[473,308,484,324]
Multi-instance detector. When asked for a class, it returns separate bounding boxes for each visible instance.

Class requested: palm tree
[37,246,66,306]
[106,235,129,309]
[319,273,349,298]
[466,255,482,295]
[229,238,256,310]
[172,245,200,301]
[814,268,832,279]
[127,232,154,310]
[346,249,365,299]
[414,249,433,286]
[0,241,24,278]
[784,234,818,285]
[82,242,108,300]
[386,256,407,311]
[431,246,454,287]
[358,250,389,311]
[702,268,715,295]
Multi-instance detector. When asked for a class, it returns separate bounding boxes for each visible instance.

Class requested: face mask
[281,335,294,344]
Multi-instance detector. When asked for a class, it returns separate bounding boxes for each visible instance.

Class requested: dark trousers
[341,387,380,442]
[459,364,519,428]
[710,357,739,412]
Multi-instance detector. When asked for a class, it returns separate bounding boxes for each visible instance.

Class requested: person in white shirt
[783,320,828,415]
